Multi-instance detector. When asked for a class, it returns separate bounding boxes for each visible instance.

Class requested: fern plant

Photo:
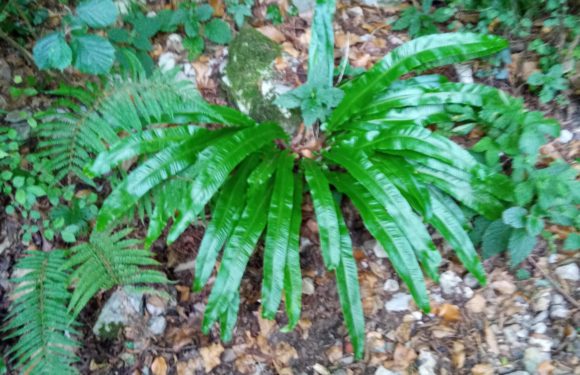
[34,61,205,184]
[86,1,557,358]
[2,250,79,375]
[3,228,166,373]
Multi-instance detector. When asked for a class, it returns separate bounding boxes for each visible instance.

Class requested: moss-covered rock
[223,25,301,135]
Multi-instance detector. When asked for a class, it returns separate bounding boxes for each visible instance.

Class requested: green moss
[224,25,300,134]
[97,322,123,339]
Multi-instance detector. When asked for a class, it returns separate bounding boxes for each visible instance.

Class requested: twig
[529,256,580,309]
[0,28,35,66]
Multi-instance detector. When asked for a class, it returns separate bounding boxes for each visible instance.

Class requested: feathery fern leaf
[3,250,79,375]
[65,227,168,318]
[35,66,208,183]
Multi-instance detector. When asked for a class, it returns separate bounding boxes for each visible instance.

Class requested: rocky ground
[0,0,579,374]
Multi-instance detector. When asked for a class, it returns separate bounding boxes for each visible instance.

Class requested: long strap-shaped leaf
[167,123,286,243]
[303,158,341,270]
[326,149,441,280]
[379,159,486,284]
[307,0,337,88]
[262,151,296,319]
[333,200,365,360]
[337,125,479,172]
[202,180,274,334]
[428,189,487,285]
[219,291,240,343]
[328,33,508,130]
[328,172,430,311]
[90,126,208,175]
[193,158,257,291]
[281,172,304,332]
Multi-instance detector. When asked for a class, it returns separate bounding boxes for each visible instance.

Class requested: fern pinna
[85,1,563,358]
[3,251,79,375]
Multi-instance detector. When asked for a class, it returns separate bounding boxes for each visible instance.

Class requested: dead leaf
[484,323,499,355]
[274,342,299,367]
[151,357,168,375]
[176,360,198,375]
[325,343,343,364]
[466,294,486,314]
[167,325,196,351]
[437,303,461,322]
[257,25,286,43]
[452,342,465,369]
[471,363,494,375]
[537,360,555,375]
[175,285,190,303]
[393,344,417,370]
[200,343,224,373]
[208,0,224,16]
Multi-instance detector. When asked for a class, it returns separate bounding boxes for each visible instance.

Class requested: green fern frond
[3,250,79,375]
[35,67,204,184]
[65,227,168,318]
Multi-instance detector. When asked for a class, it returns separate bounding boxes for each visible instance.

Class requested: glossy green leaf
[76,0,118,28]
[167,123,286,243]
[333,200,365,359]
[205,19,232,44]
[303,158,340,270]
[482,220,511,258]
[202,181,273,334]
[329,33,508,129]
[262,151,295,319]
[90,126,207,175]
[508,229,537,266]
[328,172,430,311]
[96,139,200,231]
[327,149,441,280]
[193,157,256,292]
[219,291,240,342]
[307,0,336,88]
[281,172,303,332]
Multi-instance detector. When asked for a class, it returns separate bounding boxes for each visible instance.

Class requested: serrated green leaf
[482,220,511,258]
[205,19,232,44]
[76,0,118,28]
[508,228,537,266]
[502,207,527,228]
[71,34,115,74]
[33,32,72,71]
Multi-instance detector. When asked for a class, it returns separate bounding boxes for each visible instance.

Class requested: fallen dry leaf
[537,361,555,375]
[175,285,190,303]
[151,356,168,375]
[436,303,461,322]
[257,25,286,43]
[452,342,465,369]
[466,294,486,314]
[200,343,224,373]
[393,344,417,370]
[471,363,494,375]
[484,323,499,355]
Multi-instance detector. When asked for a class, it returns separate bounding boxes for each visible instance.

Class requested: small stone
[313,363,331,375]
[503,324,521,345]
[555,263,579,281]
[222,348,236,363]
[523,347,550,373]
[533,311,549,324]
[158,52,177,71]
[302,277,315,295]
[471,364,494,375]
[347,6,363,17]
[364,239,387,258]
[440,271,462,296]
[532,322,547,334]
[506,372,530,375]
[146,295,167,316]
[550,305,570,319]
[463,274,480,288]
[385,293,412,312]
[528,336,553,352]
[166,34,184,53]
[466,294,486,314]
[374,367,400,375]
[417,350,437,375]
[462,287,474,299]
[148,316,167,335]
[491,280,517,295]
[558,129,574,143]
[532,289,551,312]
[383,279,399,293]
[93,288,144,338]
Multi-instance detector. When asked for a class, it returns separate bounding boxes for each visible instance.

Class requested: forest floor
[0,1,579,374]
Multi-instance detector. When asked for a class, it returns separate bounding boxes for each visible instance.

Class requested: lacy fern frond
[3,250,79,375]
[35,66,203,184]
[65,227,168,318]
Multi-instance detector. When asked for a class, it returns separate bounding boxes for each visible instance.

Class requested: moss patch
[224,25,300,134]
